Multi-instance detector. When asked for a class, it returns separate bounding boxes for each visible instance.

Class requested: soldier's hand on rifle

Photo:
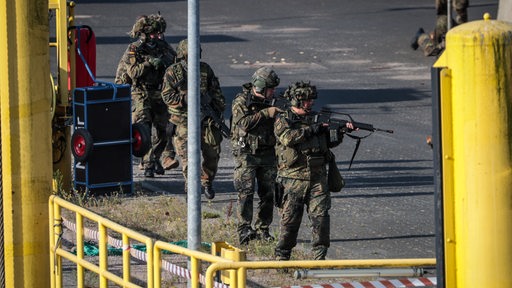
[345,122,356,131]
[148,57,163,70]
[261,107,283,118]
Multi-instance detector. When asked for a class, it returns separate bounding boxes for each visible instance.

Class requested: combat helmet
[251,67,280,94]
[176,39,202,61]
[129,14,167,39]
[283,81,317,108]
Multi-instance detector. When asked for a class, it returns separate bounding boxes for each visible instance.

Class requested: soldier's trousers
[275,176,331,260]
[436,0,468,24]
[132,90,173,169]
[172,116,222,187]
[418,33,443,57]
[234,151,276,234]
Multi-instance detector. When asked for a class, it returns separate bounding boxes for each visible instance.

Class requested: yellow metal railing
[50,195,436,288]
[205,258,437,288]
[49,195,154,288]
[153,241,234,288]
[49,195,241,288]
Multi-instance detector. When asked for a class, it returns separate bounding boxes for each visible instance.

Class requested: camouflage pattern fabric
[116,37,177,170]
[274,110,333,180]
[129,14,167,39]
[115,46,132,85]
[171,114,222,187]
[436,0,468,25]
[161,61,225,117]
[273,108,342,260]
[275,177,331,260]
[417,14,448,57]
[162,60,225,187]
[231,85,277,235]
[132,90,173,166]
[418,33,443,57]
[414,0,468,58]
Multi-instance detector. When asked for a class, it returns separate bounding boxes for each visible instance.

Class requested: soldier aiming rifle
[315,108,394,169]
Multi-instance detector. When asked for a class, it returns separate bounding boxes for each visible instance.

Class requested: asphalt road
[71,0,498,263]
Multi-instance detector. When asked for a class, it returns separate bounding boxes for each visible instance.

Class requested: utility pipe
[0,0,53,287]
[187,0,201,287]
[294,267,426,279]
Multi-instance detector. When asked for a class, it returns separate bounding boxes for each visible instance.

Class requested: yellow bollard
[435,13,512,287]
[212,242,246,287]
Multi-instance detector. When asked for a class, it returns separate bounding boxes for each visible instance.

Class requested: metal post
[431,66,446,288]
[434,14,512,287]
[0,0,53,287]
[447,0,452,30]
[187,0,201,287]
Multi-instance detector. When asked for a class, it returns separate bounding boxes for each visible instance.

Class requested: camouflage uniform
[231,67,280,244]
[115,14,177,176]
[274,82,343,261]
[413,0,468,57]
[161,40,225,197]
[436,0,468,25]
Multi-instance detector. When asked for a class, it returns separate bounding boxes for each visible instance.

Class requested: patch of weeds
[202,211,220,219]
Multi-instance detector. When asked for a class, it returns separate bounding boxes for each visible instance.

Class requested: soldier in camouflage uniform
[273,81,354,261]
[115,14,179,177]
[161,39,225,199]
[410,0,468,56]
[231,67,282,245]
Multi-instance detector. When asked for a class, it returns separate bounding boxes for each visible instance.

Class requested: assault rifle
[245,94,290,110]
[201,95,231,139]
[315,107,394,169]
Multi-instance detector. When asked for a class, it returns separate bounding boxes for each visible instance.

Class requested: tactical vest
[232,89,276,155]
[276,110,330,179]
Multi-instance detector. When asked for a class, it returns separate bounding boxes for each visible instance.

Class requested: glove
[262,107,283,118]
[148,57,163,70]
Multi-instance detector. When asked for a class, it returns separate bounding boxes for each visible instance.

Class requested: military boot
[410,27,425,50]
[239,228,257,245]
[162,156,179,170]
[258,229,275,242]
[144,168,155,178]
[202,185,215,200]
[312,246,328,260]
[274,248,291,273]
[154,161,165,175]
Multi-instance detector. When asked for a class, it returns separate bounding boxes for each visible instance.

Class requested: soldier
[115,14,179,178]
[161,39,225,199]
[436,0,468,25]
[231,67,282,245]
[273,81,354,261]
[411,0,468,56]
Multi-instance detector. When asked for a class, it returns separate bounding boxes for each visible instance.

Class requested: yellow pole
[0,0,52,287]
[435,13,512,287]
[76,213,84,288]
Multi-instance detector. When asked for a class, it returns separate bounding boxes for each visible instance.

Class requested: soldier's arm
[232,96,265,132]
[126,44,153,80]
[274,115,310,147]
[161,71,185,107]
[206,64,225,113]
